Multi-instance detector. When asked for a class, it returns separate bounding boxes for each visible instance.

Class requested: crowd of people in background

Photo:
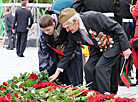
[2,0,138,95]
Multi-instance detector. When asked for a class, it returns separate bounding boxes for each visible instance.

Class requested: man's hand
[123,48,132,59]
[61,44,65,51]
[26,26,30,30]
[49,70,61,82]
[12,29,15,33]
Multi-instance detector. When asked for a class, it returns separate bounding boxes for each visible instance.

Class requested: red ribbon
[47,44,64,56]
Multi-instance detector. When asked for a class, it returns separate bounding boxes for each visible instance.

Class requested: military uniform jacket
[120,0,136,18]
[73,0,122,25]
[57,11,130,69]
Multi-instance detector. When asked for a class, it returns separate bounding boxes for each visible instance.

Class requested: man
[73,0,123,94]
[49,8,131,94]
[12,1,33,57]
[4,8,14,50]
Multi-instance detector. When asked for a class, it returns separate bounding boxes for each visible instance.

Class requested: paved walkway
[0,47,138,99]
[0,47,39,83]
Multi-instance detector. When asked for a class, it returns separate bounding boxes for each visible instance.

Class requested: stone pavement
[0,47,138,99]
[0,47,39,83]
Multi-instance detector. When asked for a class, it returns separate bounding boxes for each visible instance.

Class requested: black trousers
[16,32,27,56]
[110,56,120,94]
[84,47,120,94]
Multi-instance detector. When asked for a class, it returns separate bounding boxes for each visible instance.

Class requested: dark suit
[73,0,123,94]
[57,11,130,94]
[13,8,33,56]
[73,0,122,25]
[4,13,14,49]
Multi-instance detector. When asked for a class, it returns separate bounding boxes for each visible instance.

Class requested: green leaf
[66,99,73,102]
[41,71,46,76]
[13,76,18,80]
[56,87,60,92]
[47,96,57,102]
[35,79,41,83]
[11,83,16,88]
[26,79,34,87]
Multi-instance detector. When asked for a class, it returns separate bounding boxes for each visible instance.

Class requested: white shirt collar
[79,17,86,30]
[78,16,88,35]
[6,12,10,14]
[22,7,26,8]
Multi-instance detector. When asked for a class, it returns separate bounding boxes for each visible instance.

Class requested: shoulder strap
[114,0,116,4]
[131,0,133,5]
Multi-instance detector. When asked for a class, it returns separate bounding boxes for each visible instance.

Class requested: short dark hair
[6,8,10,12]
[22,1,27,7]
[39,14,54,28]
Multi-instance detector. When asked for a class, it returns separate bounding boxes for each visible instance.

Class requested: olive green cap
[58,8,76,24]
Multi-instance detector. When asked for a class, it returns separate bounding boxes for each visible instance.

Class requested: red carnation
[88,95,95,102]
[3,82,7,86]
[0,87,6,91]
[0,95,10,102]
[13,99,18,102]
[19,86,25,91]
[27,100,31,102]
[6,93,11,99]
[47,88,51,92]
[29,73,38,80]
[21,100,26,102]
[52,86,57,90]
[14,93,18,98]
[74,92,77,95]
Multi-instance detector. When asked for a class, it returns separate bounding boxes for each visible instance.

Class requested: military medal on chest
[89,29,114,52]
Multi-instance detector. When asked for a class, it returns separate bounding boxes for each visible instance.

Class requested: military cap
[58,8,76,24]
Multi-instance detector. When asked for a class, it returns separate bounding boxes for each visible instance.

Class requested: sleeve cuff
[57,68,64,72]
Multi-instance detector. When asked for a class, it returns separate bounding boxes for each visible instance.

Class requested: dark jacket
[73,0,122,25]
[13,8,34,32]
[57,11,130,70]
[120,0,136,18]
[38,27,68,74]
[4,13,14,31]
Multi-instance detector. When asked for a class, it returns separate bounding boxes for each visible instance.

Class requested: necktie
[79,29,94,45]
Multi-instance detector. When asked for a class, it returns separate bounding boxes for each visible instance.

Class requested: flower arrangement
[0,70,137,102]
